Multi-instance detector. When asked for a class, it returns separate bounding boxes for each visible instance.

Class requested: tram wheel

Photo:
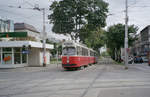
[84,65,88,68]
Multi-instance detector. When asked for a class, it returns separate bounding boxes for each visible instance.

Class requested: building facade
[0,20,54,68]
[130,25,150,56]
[140,25,150,55]
[130,34,141,56]
[14,23,41,42]
[0,41,53,68]
[0,19,14,32]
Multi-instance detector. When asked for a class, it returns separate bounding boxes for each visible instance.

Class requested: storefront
[0,41,53,68]
[0,47,27,65]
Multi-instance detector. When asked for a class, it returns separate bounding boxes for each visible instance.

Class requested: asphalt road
[0,60,150,97]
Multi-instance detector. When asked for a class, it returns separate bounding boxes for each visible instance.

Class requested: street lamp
[33,7,47,67]
[8,4,47,67]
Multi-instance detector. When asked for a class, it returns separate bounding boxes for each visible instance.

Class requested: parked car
[121,56,134,64]
[141,56,148,63]
[134,56,143,63]
[128,56,134,64]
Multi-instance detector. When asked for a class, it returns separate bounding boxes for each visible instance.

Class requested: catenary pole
[42,8,47,67]
[124,0,128,69]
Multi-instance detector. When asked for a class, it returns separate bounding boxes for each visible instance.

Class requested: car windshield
[63,47,76,56]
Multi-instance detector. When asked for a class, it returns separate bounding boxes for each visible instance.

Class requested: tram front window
[63,47,76,56]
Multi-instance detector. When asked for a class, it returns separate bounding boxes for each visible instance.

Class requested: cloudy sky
[105,0,150,32]
[0,0,150,39]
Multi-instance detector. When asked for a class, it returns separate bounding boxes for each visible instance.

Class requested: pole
[43,8,46,67]
[56,45,59,67]
[125,0,128,69]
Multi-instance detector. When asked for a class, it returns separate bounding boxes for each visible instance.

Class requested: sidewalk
[0,63,62,73]
[98,57,117,65]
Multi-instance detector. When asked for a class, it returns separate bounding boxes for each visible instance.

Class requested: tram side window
[82,48,85,56]
[82,48,88,56]
[90,51,94,56]
[85,49,88,56]
[77,46,81,55]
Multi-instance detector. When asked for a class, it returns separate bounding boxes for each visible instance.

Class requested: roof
[0,41,54,49]
[140,25,150,33]
[14,23,40,33]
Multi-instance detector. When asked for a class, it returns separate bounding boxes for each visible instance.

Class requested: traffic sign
[0,32,27,38]
[22,50,29,54]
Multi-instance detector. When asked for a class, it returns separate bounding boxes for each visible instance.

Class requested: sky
[0,0,150,39]
[105,0,150,33]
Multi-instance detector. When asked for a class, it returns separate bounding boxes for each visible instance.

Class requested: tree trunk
[115,48,117,61]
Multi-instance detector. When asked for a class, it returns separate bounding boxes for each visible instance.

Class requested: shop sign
[0,32,27,38]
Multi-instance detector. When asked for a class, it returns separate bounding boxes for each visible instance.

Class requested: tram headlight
[67,59,69,63]
[67,56,69,63]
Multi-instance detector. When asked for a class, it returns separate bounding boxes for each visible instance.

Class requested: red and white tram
[62,41,97,70]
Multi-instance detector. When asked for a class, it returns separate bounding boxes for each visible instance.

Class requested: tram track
[0,66,77,97]
[79,65,107,97]
[1,58,150,97]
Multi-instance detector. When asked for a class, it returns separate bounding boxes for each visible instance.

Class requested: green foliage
[106,24,138,49]
[101,51,109,57]
[106,23,138,61]
[49,1,75,35]
[82,27,106,51]
[49,0,108,40]
[51,43,62,57]
[86,0,108,28]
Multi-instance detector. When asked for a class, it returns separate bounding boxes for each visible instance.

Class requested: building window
[2,48,12,64]
[14,53,21,64]
[0,47,28,65]
[14,47,28,64]
[14,48,21,64]
[22,47,28,64]
[3,48,12,52]
[22,54,27,63]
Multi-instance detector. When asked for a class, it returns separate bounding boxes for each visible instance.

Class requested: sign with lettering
[22,50,29,54]
[0,32,27,38]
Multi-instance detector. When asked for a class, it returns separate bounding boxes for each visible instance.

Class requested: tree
[51,42,62,58]
[49,1,74,37]
[86,0,108,29]
[49,0,108,40]
[106,24,138,61]
[81,27,106,51]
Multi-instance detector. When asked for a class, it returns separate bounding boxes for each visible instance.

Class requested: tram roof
[63,41,95,51]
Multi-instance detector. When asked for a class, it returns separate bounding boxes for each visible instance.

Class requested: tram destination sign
[0,32,27,38]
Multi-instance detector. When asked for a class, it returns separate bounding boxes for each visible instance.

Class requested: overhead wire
[0,8,42,23]
[22,0,34,7]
